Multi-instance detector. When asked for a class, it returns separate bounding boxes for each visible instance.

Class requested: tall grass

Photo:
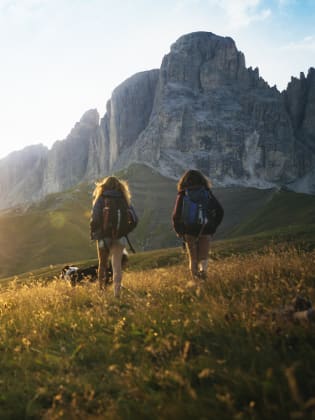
[0,246,315,419]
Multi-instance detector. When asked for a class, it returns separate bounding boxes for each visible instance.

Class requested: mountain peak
[79,109,100,126]
[172,31,235,48]
[161,30,251,92]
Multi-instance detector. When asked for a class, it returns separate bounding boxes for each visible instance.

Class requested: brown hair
[177,169,211,192]
[92,176,131,205]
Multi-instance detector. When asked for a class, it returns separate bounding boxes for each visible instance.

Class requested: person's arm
[209,191,224,232]
[90,196,103,239]
[129,204,139,226]
[172,192,185,236]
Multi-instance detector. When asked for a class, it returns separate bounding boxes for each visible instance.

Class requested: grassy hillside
[2,224,315,289]
[230,189,315,238]
[0,186,95,278]
[0,163,314,278]
[0,245,314,419]
[0,164,183,278]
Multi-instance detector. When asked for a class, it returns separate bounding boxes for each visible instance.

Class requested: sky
[0,0,314,159]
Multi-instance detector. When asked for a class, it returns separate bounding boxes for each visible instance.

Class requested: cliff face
[0,110,103,209]
[42,109,103,194]
[0,144,48,209]
[104,70,159,169]
[0,31,314,210]
[281,68,315,193]
[111,32,314,191]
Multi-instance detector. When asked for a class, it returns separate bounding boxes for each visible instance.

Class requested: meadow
[0,243,315,419]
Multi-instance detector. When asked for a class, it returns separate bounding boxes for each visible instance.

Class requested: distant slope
[0,185,94,278]
[230,190,315,237]
[0,164,179,277]
[1,164,313,278]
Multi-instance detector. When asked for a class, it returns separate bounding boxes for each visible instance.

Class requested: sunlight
[49,212,66,229]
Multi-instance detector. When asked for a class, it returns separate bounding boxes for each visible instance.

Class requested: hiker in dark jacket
[90,176,137,297]
[172,169,223,280]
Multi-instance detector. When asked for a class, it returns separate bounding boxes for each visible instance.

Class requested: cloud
[0,0,48,17]
[0,0,48,8]
[276,0,296,7]
[218,0,272,28]
[170,0,272,29]
[282,35,315,52]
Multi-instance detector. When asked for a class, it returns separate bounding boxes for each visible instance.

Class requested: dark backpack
[102,195,138,239]
[180,187,222,235]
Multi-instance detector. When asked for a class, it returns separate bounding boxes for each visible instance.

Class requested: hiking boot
[196,271,207,281]
[99,276,111,290]
[104,276,112,286]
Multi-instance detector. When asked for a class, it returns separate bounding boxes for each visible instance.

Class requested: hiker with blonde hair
[90,176,138,297]
[172,169,223,280]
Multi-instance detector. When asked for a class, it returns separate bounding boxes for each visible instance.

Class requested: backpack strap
[125,235,136,254]
[194,221,207,243]
[192,188,210,242]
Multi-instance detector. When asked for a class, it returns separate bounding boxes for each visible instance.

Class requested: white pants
[184,234,211,278]
[97,238,125,297]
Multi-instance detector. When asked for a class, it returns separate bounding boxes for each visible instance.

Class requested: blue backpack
[180,187,218,235]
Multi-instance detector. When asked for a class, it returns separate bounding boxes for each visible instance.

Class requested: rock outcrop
[42,109,103,194]
[102,70,159,171]
[0,31,314,209]
[112,32,315,191]
[283,68,315,176]
[116,33,300,187]
[0,144,48,209]
[0,110,103,208]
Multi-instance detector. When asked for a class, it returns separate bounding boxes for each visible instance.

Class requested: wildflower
[22,337,31,347]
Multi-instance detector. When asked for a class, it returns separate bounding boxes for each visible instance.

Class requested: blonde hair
[177,169,212,192]
[92,176,131,205]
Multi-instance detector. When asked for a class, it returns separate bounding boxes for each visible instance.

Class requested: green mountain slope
[230,189,315,237]
[0,164,179,277]
[1,164,314,278]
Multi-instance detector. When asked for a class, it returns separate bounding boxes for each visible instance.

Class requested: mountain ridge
[0,31,314,210]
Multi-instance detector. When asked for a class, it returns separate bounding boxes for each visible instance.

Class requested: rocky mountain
[0,110,103,209]
[0,31,314,210]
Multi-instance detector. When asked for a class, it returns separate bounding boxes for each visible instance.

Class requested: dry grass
[0,246,315,419]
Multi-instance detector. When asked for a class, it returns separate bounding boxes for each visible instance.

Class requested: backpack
[180,187,221,235]
[102,195,138,239]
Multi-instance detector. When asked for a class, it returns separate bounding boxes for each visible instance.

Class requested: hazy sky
[0,0,314,159]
